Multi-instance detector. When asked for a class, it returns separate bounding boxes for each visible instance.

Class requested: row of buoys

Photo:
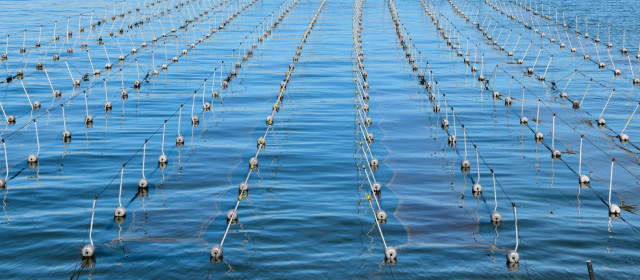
[353,0,397,264]
[77,0,305,267]
[440,0,640,149]
[210,0,319,263]
[395,0,580,269]
[460,0,639,85]
[436,0,627,211]
[1,0,245,133]
[218,0,302,90]
[412,0,631,272]
[2,0,219,82]
[0,0,268,185]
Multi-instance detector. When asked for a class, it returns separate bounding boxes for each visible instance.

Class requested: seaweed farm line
[3,0,640,278]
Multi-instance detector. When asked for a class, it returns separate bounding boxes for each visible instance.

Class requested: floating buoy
[115,165,127,217]
[551,113,561,159]
[490,170,501,226]
[519,87,527,124]
[376,209,387,224]
[385,247,397,261]
[472,145,482,194]
[239,182,248,193]
[250,157,258,169]
[506,203,520,264]
[226,209,238,223]
[210,245,223,259]
[608,158,621,215]
[82,197,97,258]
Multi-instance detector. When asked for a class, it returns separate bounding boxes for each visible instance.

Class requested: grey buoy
[158,154,167,163]
[181,49,187,55]
[7,115,15,123]
[372,182,381,193]
[504,96,512,105]
[560,92,568,98]
[572,99,580,109]
[362,104,369,113]
[266,115,274,126]
[491,210,502,224]
[461,159,470,168]
[239,182,248,193]
[364,117,372,127]
[36,62,43,70]
[191,115,199,124]
[119,55,125,61]
[376,210,387,224]
[478,74,485,81]
[0,178,5,189]
[370,158,379,167]
[210,245,223,259]
[162,64,168,70]
[176,136,184,145]
[114,206,126,217]
[433,104,440,112]
[448,135,456,145]
[81,244,95,258]
[172,56,178,62]
[85,115,93,124]
[226,209,238,222]
[63,130,71,139]
[441,119,449,128]
[608,159,621,215]
[250,157,258,169]
[507,250,520,263]
[609,204,620,215]
[614,69,621,76]
[385,247,397,260]
[552,149,562,159]
[138,178,148,188]
[472,182,482,193]
[619,133,629,142]
[32,101,41,109]
[597,118,606,126]
[366,132,374,144]
[121,90,128,98]
[28,154,38,163]
[578,136,590,186]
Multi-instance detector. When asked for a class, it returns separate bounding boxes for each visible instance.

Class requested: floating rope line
[210,0,320,263]
[70,66,220,277]
[354,0,396,263]
[391,0,531,275]
[1,0,289,142]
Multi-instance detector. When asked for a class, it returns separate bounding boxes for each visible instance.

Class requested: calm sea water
[1,0,640,279]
